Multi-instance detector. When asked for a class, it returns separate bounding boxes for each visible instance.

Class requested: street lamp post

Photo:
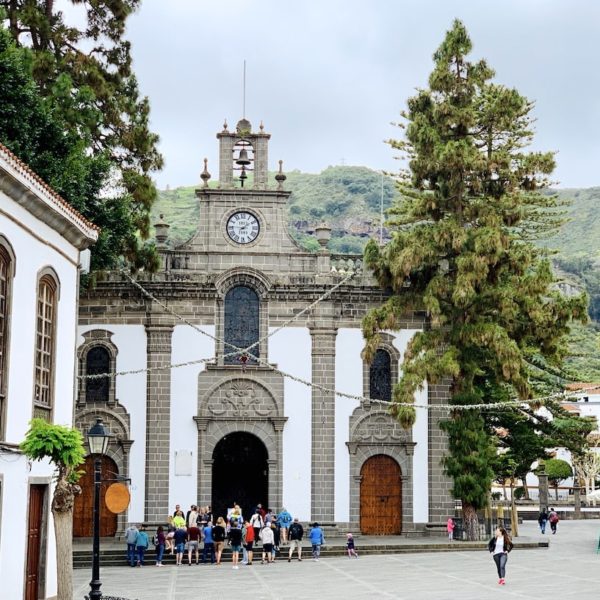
[87,418,111,600]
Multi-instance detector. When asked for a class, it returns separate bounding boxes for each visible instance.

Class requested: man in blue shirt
[202,522,215,564]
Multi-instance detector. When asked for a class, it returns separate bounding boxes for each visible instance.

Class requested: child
[346,533,358,558]
[447,517,455,541]
[166,515,175,554]
[309,522,324,561]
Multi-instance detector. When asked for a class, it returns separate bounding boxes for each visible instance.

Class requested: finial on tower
[275,159,287,190]
[259,120,265,132]
[222,119,228,132]
[200,157,211,187]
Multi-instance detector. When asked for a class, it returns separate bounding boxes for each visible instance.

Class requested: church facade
[75,119,454,536]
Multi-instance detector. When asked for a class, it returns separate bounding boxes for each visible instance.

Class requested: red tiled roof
[0,142,100,236]
[566,383,600,392]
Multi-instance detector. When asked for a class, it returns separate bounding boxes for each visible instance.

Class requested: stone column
[144,324,173,522]
[538,470,549,511]
[309,327,337,522]
[427,380,455,525]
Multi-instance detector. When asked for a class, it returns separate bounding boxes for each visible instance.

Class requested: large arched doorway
[73,455,118,537]
[360,455,402,535]
[212,432,268,521]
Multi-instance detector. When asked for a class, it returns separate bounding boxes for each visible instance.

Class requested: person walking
[228,519,243,569]
[125,523,139,567]
[213,516,227,565]
[538,508,548,534]
[135,524,150,567]
[154,525,166,566]
[447,517,455,541]
[243,519,255,565]
[201,521,215,564]
[488,526,513,585]
[277,507,292,545]
[260,523,275,564]
[346,533,358,558]
[287,518,304,562]
[309,522,324,561]
[548,508,559,534]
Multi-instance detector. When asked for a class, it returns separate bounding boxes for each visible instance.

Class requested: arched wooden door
[73,455,118,537]
[360,455,402,535]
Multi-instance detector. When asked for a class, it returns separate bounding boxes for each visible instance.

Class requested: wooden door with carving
[73,455,118,537]
[360,455,402,535]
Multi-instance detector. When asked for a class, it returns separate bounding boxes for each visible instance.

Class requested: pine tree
[363,20,587,539]
[0,1,163,269]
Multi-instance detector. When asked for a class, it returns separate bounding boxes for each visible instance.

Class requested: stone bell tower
[216,118,271,189]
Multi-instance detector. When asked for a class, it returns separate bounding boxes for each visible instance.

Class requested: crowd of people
[124,503,359,568]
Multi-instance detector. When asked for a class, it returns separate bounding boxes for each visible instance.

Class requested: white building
[75,119,455,537]
[0,143,98,600]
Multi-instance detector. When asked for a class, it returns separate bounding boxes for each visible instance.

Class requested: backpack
[549,513,559,524]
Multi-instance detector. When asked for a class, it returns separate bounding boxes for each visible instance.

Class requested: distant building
[75,119,454,537]
[0,144,98,600]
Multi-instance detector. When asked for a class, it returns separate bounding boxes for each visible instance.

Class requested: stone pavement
[72,520,600,600]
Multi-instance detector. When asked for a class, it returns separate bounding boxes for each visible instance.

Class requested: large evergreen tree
[363,20,587,539]
[0,1,163,269]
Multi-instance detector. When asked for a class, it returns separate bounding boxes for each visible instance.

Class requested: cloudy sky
[68,1,600,189]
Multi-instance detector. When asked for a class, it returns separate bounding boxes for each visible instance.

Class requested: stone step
[72,540,548,569]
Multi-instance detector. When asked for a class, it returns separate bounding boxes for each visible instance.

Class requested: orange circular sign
[105,483,130,514]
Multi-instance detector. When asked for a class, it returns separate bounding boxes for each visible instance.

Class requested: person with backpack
[277,507,292,545]
[125,523,139,567]
[154,525,166,567]
[287,518,304,562]
[488,526,513,585]
[538,508,548,534]
[548,508,560,534]
[135,524,150,567]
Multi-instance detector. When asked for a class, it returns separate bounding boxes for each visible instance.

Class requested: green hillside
[152,167,600,381]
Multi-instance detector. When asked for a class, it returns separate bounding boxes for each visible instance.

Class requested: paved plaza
[73,520,600,600]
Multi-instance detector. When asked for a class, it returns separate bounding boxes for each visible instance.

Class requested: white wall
[78,324,147,522]
[393,330,429,524]
[334,329,362,522]
[0,190,82,600]
[170,325,215,509]
[269,327,312,521]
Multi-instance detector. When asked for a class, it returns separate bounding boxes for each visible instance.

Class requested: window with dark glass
[0,246,11,437]
[34,275,57,414]
[224,286,259,365]
[85,346,110,402]
[369,349,392,401]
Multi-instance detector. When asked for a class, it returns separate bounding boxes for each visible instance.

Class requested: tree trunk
[502,483,507,501]
[462,500,479,541]
[554,485,559,501]
[52,477,79,600]
[522,479,530,500]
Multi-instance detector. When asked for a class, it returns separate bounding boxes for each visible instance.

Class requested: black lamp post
[87,418,111,600]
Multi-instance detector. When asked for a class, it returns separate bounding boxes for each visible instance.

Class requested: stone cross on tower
[217,118,270,189]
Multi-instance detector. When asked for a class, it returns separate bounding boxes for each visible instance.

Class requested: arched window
[224,286,259,365]
[0,244,13,438]
[85,346,110,402]
[34,274,58,418]
[369,349,392,402]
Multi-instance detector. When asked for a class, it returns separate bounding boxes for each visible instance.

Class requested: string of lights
[76,271,600,413]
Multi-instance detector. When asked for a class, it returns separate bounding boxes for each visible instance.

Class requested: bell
[239,165,248,187]
[236,148,251,166]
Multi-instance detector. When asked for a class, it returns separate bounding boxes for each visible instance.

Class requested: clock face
[226,211,260,244]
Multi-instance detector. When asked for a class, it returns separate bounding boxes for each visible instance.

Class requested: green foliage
[543,458,573,485]
[363,20,589,516]
[0,2,163,271]
[20,419,85,479]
